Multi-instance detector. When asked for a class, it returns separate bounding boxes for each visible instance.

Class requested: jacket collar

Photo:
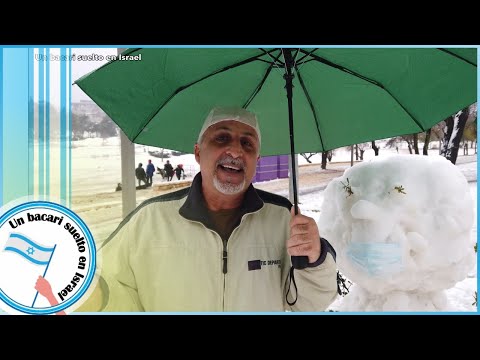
[179,172,264,227]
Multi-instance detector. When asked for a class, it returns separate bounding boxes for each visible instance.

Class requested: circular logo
[0,200,96,315]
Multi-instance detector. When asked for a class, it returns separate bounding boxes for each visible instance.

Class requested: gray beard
[213,175,246,195]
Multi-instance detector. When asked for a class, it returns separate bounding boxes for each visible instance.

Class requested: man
[135,163,147,187]
[146,159,155,185]
[164,160,174,181]
[78,106,338,312]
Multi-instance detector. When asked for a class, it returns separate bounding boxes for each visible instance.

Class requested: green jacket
[95,173,338,312]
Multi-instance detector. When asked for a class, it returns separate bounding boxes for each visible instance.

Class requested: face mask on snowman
[346,242,404,277]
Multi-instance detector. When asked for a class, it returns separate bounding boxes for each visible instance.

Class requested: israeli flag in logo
[3,233,55,265]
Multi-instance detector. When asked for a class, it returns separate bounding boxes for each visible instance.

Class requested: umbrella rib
[131,49,280,143]
[294,65,326,151]
[258,48,285,68]
[299,49,426,132]
[295,48,318,67]
[379,88,425,131]
[299,49,383,87]
[437,48,477,67]
[243,52,283,108]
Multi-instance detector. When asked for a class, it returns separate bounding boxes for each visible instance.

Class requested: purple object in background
[253,155,289,183]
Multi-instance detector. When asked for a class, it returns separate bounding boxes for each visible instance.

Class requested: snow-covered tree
[440,106,470,164]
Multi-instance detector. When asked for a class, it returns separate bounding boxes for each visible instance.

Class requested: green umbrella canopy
[74,48,477,157]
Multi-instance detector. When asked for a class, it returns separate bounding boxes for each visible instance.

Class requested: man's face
[195,120,260,196]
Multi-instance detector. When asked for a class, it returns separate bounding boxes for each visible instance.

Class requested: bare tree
[321,152,328,169]
[462,106,477,151]
[412,133,419,154]
[299,153,318,164]
[423,129,432,155]
[71,112,90,140]
[358,143,369,160]
[385,137,400,152]
[95,115,119,143]
[371,141,379,156]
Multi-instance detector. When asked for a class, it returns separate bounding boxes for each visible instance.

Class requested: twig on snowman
[341,178,354,197]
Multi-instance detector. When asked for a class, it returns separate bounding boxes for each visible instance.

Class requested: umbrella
[74,47,477,268]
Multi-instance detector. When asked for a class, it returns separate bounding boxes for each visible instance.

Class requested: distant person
[174,164,185,180]
[164,160,174,182]
[146,159,155,185]
[135,163,147,187]
[115,183,122,192]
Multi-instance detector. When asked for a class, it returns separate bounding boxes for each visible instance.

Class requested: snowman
[319,155,476,311]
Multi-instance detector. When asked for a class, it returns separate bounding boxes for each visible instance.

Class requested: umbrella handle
[291,256,309,270]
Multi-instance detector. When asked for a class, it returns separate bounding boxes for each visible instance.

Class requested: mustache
[216,156,245,170]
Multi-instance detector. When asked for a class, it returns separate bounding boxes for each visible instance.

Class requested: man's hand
[287,206,321,264]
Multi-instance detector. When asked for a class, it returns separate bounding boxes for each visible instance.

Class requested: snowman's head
[319,155,475,294]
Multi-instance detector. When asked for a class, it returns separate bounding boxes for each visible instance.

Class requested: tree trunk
[423,129,432,155]
[441,107,469,164]
[321,152,328,170]
[359,149,365,160]
[413,133,419,154]
[355,144,359,160]
[371,141,379,156]
[408,144,412,154]
[441,118,454,156]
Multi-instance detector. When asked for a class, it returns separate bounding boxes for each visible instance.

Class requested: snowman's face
[319,156,475,294]
[339,180,412,292]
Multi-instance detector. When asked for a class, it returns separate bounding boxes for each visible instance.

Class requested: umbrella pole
[283,49,299,214]
[283,48,309,270]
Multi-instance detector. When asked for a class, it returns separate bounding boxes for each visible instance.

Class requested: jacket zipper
[222,238,228,311]
[222,238,228,274]
[221,212,259,310]
[186,221,230,311]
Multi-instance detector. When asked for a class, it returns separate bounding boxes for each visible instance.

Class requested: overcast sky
[71,48,118,102]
